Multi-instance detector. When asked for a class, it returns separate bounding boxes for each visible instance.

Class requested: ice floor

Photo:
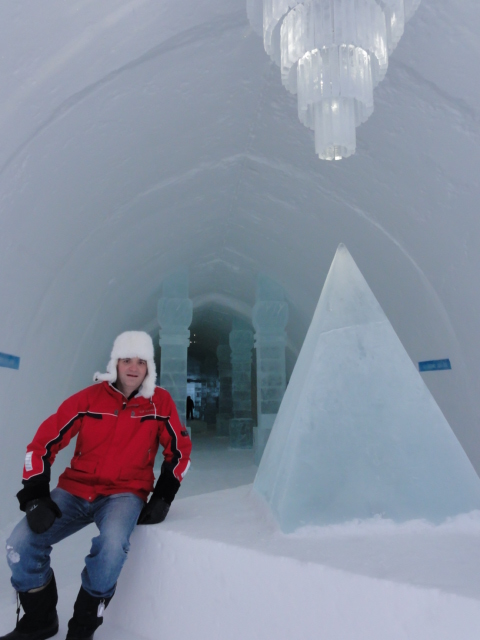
[1,426,480,639]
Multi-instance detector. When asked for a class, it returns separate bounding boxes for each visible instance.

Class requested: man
[2,331,192,640]
[186,395,195,420]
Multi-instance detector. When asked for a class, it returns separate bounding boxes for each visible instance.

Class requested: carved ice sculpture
[254,244,480,531]
[253,275,288,464]
[229,318,254,448]
[216,344,233,436]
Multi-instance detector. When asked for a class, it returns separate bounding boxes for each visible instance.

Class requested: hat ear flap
[93,358,118,384]
[138,358,157,398]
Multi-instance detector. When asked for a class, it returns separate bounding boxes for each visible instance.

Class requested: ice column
[216,344,233,437]
[255,244,480,531]
[229,318,254,448]
[252,275,288,464]
[203,354,218,428]
[157,271,193,428]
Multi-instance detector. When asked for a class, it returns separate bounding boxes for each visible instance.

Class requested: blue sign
[0,352,20,370]
[419,359,451,372]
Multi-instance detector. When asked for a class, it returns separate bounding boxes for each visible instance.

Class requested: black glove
[153,467,181,502]
[25,497,62,534]
[137,496,170,525]
[137,468,180,525]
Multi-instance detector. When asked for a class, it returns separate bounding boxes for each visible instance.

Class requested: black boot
[65,587,112,640]
[0,573,59,640]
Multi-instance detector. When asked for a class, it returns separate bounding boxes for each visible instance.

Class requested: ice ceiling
[1,0,480,523]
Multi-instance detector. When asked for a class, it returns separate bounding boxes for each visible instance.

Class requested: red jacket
[22,381,192,503]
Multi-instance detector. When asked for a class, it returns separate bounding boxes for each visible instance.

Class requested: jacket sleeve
[17,388,91,508]
[154,391,192,503]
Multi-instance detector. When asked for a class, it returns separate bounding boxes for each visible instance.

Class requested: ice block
[254,244,480,531]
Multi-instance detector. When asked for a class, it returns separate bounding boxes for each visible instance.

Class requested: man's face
[116,357,148,395]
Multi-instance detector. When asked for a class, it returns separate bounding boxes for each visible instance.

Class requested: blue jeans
[6,487,144,598]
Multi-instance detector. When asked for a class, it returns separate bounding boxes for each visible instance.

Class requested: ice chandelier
[247,0,421,160]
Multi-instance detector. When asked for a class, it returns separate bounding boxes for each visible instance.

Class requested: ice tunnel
[1,0,480,528]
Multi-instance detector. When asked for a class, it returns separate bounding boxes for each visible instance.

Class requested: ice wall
[255,244,480,532]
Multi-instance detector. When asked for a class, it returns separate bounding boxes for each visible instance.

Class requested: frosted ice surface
[254,244,480,532]
[256,273,286,302]
[157,270,192,423]
[253,275,288,418]
[229,318,254,448]
[404,0,422,22]
[157,270,192,330]
[246,0,263,36]
[162,269,189,298]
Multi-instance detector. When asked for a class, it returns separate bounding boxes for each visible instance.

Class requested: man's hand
[25,497,62,534]
[137,496,170,525]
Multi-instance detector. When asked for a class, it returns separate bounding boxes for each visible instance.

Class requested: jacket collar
[104,381,146,404]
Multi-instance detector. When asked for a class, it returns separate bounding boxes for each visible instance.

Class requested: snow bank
[109,485,480,640]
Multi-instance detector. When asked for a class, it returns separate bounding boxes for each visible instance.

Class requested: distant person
[2,331,191,640]
[186,395,195,420]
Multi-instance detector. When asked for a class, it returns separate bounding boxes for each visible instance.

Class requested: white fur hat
[94,331,157,398]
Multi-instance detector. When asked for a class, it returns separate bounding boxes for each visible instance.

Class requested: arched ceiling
[1,0,480,521]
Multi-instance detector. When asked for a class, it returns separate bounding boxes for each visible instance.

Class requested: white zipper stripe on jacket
[28,411,85,479]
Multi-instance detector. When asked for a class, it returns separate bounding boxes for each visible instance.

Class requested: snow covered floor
[2,429,480,639]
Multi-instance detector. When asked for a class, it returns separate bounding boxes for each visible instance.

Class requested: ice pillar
[255,244,480,532]
[252,275,288,464]
[203,354,218,428]
[229,318,254,448]
[157,271,193,427]
[216,344,233,437]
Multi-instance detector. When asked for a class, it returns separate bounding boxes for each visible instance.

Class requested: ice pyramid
[254,244,480,532]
